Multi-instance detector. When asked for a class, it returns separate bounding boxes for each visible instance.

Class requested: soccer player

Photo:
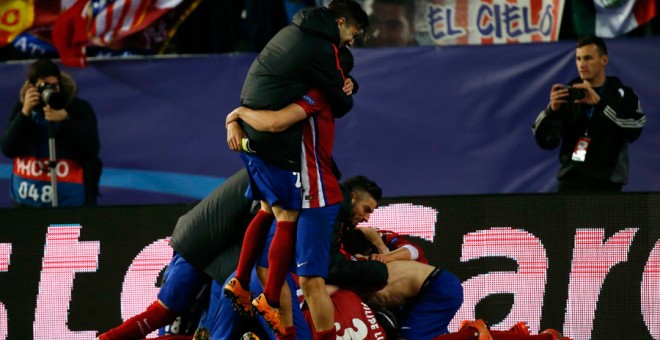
[224,2,369,338]
[224,41,366,338]
[97,169,257,339]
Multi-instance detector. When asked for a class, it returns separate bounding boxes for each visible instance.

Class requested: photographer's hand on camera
[548,84,569,112]
[548,83,600,113]
[571,83,601,106]
[21,85,41,117]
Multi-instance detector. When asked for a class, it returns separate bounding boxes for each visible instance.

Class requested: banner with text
[0,192,659,339]
[414,0,565,45]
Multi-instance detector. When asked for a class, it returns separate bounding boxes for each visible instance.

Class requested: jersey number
[293,172,302,188]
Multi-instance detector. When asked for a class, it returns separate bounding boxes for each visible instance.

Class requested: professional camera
[565,86,586,101]
[37,83,66,110]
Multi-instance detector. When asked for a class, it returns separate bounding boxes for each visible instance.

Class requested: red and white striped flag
[52,0,201,67]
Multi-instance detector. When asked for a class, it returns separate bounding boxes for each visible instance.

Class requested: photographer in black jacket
[532,36,645,192]
[1,59,101,207]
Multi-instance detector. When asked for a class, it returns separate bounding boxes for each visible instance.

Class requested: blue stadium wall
[0,37,659,207]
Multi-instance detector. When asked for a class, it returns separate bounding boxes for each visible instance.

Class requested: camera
[564,86,586,101]
[37,83,66,110]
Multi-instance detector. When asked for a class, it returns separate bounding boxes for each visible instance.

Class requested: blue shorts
[157,253,210,335]
[399,268,464,338]
[258,204,339,278]
[198,269,311,339]
[241,152,302,210]
[295,204,339,277]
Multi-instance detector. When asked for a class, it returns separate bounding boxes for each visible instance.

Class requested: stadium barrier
[0,192,658,339]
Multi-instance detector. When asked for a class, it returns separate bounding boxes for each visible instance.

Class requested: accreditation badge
[571,137,591,162]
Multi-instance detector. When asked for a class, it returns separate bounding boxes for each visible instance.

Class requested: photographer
[532,36,646,192]
[1,59,101,207]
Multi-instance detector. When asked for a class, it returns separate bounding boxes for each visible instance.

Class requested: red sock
[263,220,296,305]
[491,331,554,340]
[431,328,478,339]
[277,326,297,339]
[235,210,275,286]
[315,328,336,340]
[99,300,177,339]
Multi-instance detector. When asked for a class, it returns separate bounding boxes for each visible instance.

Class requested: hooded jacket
[1,72,101,206]
[240,6,353,171]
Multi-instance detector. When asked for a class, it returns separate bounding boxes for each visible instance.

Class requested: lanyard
[586,79,607,120]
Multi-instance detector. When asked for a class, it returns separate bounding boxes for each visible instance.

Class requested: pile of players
[97,167,571,339]
[98,0,573,339]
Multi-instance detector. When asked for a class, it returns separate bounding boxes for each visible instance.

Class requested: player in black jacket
[235,0,369,171]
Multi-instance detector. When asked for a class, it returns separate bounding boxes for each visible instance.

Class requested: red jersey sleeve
[295,88,329,118]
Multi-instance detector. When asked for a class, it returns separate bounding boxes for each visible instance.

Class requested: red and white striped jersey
[295,88,343,209]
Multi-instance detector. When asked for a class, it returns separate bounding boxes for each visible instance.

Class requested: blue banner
[0,38,658,207]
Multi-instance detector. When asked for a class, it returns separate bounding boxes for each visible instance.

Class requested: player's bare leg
[299,276,334,337]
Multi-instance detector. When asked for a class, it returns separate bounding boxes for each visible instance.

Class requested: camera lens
[38,84,66,110]
[41,88,54,102]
